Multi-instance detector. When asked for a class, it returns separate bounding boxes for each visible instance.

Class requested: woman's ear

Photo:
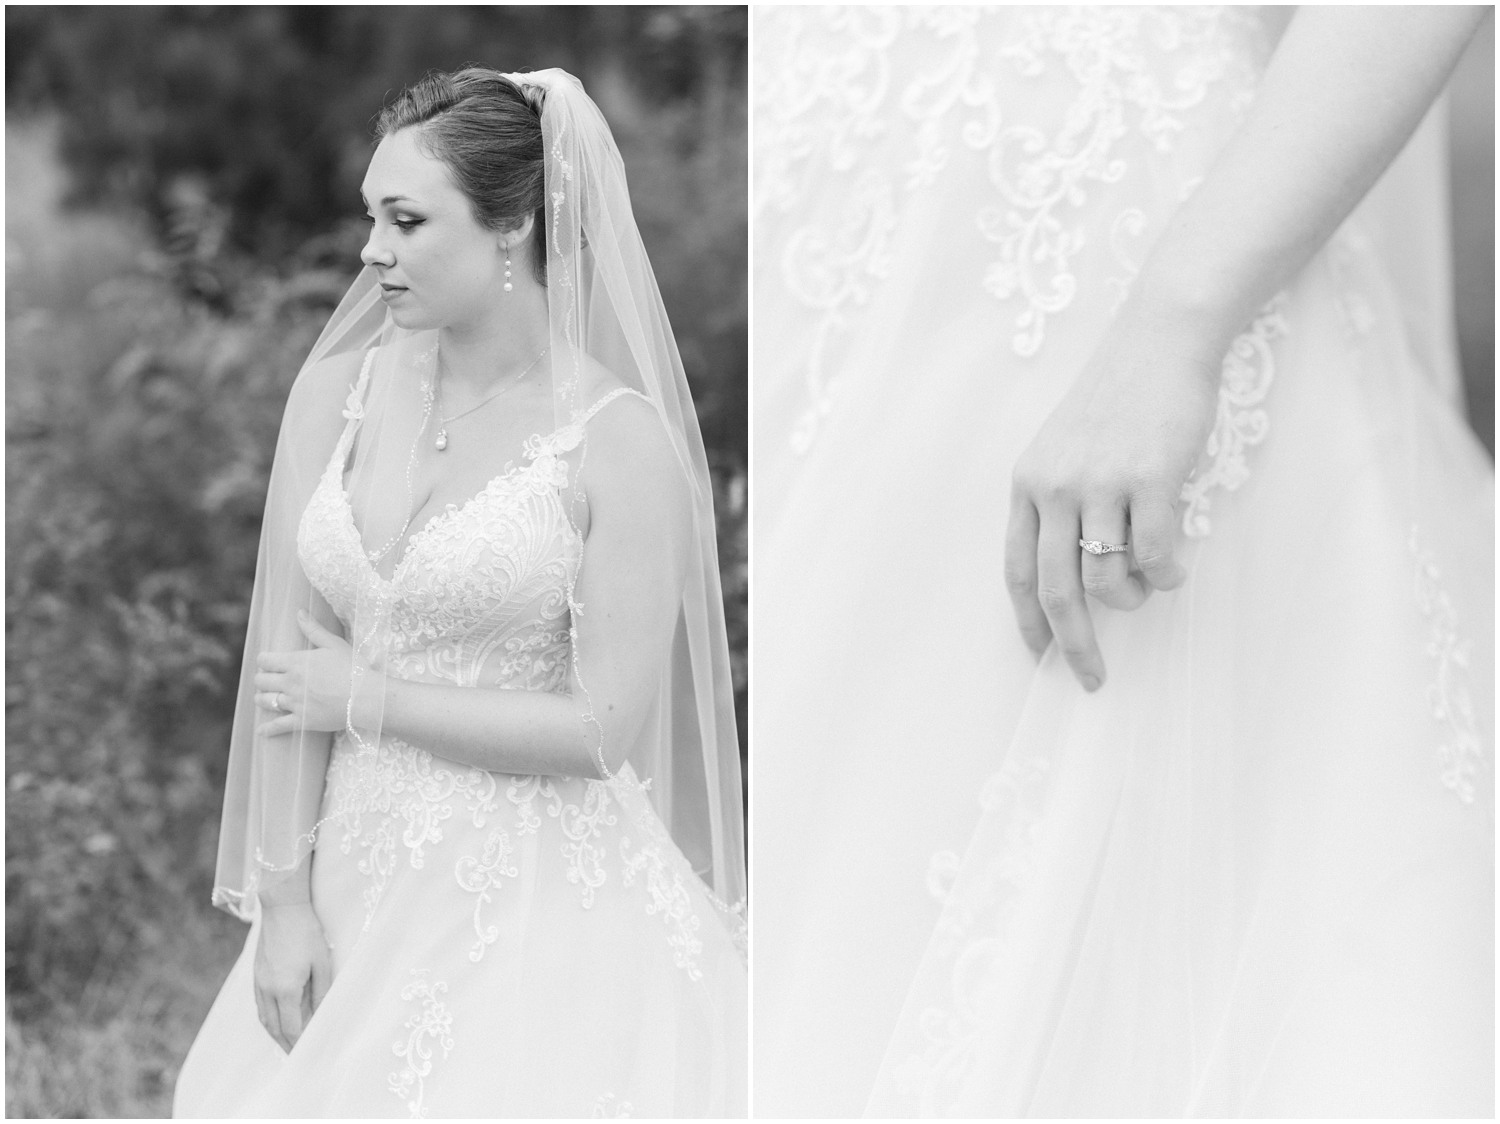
[502,212,537,253]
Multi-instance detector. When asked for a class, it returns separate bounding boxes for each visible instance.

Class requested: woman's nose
[360,227,394,269]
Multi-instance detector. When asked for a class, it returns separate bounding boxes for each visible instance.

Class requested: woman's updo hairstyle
[375,67,547,283]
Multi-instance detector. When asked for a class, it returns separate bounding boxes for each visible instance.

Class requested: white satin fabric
[752,7,1493,1117]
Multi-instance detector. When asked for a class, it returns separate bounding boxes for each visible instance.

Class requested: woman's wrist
[254,843,314,912]
[1117,258,1256,378]
[348,666,393,732]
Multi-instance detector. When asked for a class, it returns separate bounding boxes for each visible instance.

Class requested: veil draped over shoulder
[209,68,745,925]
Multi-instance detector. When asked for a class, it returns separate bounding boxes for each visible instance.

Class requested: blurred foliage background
[6,6,745,1116]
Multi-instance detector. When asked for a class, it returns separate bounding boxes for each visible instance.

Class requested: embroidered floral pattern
[757,7,1264,454]
[782,171,898,453]
[389,971,454,1118]
[455,825,520,961]
[1410,528,1484,804]
[298,372,737,979]
[555,781,617,908]
[592,1092,633,1118]
[891,749,1054,1110]
[621,831,706,981]
[1179,294,1290,538]
[984,8,1253,356]
[1328,225,1378,342]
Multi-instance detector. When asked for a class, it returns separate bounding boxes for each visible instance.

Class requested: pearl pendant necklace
[433,344,550,452]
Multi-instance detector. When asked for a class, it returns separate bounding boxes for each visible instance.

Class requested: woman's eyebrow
[359,191,419,207]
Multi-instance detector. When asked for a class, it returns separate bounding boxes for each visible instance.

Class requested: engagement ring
[1079,539,1129,555]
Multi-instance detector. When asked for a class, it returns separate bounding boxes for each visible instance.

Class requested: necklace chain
[362,341,550,566]
[435,344,549,451]
[363,363,436,566]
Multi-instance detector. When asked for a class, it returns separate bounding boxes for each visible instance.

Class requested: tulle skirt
[751,116,1494,1122]
[175,751,746,1118]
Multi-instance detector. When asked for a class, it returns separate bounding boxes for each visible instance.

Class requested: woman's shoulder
[279,347,373,449]
[572,358,680,480]
[574,356,656,430]
[287,347,368,412]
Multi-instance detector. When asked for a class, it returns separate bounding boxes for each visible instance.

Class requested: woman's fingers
[297,610,344,649]
[257,651,289,673]
[1035,512,1105,691]
[1003,498,1052,658]
[258,713,300,737]
[254,986,274,1045]
[1080,504,1149,611]
[255,981,292,1052]
[273,991,303,1053]
[310,952,333,1011]
[1129,490,1187,591]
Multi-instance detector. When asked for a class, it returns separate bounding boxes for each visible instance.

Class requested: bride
[754,6,1491,1117]
[174,67,746,1118]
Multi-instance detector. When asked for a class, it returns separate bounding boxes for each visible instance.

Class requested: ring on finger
[1079,538,1128,556]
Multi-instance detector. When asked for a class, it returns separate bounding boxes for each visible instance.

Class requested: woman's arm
[1005,7,1486,691]
[1135,6,1487,360]
[258,394,692,779]
[248,349,358,1052]
[252,350,358,905]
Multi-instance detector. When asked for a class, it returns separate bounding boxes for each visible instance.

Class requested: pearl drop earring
[504,245,513,294]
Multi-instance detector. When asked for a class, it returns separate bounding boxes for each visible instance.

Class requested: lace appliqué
[891,750,1053,1112]
[759,7,1263,455]
[556,781,617,908]
[327,737,501,928]
[620,831,706,981]
[1410,529,1484,804]
[1179,294,1289,538]
[299,379,741,985]
[454,826,519,962]
[593,1093,633,1118]
[757,8,903,455]
[783,172,899,453]
[1328,225,1378,342]
[983,7,1252,356]
[389,971,454,1119]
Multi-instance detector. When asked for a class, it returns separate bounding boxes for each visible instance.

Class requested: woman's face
[359,128,510,333]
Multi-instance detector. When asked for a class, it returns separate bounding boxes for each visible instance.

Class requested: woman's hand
[1004,310,1224,691]
[255,612,353,734]
[253,899,332,1054]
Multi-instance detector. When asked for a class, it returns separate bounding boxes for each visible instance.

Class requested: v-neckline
[336,453,548,586]
[328,381,636,586]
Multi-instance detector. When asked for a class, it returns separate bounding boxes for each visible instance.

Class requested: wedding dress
[752,7,1493,1117]
[173,347,747,1118]
[177,68,745,1118]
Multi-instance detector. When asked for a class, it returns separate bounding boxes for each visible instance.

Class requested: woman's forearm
[255,729,331,909]
[1129,6,1485,359]
[360,676,602,779]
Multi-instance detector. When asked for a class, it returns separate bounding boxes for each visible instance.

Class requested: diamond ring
[1079,539,1129,556]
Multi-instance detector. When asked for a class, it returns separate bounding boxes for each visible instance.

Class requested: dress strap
[577,386,649,427]
[340,346,380,427]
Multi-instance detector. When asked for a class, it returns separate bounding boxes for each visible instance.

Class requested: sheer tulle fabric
[752,8,1491,1117]
[212,67,743,919]
[183,68,745,1117]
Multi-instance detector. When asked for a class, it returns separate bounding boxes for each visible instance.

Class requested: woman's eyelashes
[362,212,425,233]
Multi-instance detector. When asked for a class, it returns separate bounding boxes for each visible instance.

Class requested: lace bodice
[300,419,582,693]
[298,370,641,691]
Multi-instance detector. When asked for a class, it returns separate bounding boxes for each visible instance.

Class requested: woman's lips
[379,284,408,300]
